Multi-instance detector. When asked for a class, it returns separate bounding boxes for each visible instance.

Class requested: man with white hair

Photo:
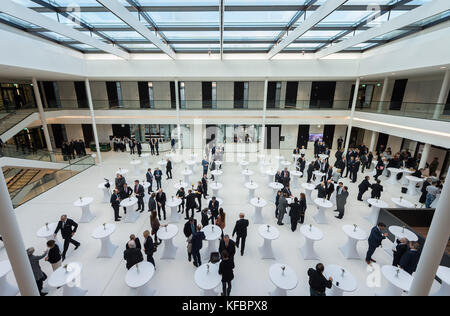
[27,247,49,296]
[123,240,143,270]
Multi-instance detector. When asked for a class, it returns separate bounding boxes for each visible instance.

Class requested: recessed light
[391,73,396,75]
[441,66,447,69]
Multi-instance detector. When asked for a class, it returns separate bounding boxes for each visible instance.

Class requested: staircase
[7,169,41,193]
[0,110,36,136]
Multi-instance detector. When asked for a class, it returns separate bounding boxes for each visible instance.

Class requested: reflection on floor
[0,149,444,296]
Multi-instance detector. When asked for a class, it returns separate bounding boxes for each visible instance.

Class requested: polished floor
[0,148,442,296]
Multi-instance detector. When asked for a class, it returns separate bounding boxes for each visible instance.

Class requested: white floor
[0,148,442,296]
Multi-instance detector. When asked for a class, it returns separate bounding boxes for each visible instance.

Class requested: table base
[376,282,404,296]
[339,237,361,260]
[269,286,287,296]
[0,275,19,296]
[125,209,140,223]
[63,284,88,296]
[202,239,218,260]
[259,239,275,260]
[102,188,110,203]
[136,283,156,296]
[79,206,95,223]
[313,207,327,224]
[169,206,181,223]
[253,207,264,225]
[161,239,178,259]
[202,288,219,296]
[97,236,118,258]
[365,206,380,226]
[300,238,320,260]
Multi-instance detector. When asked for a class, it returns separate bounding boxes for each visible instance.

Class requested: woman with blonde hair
[150,210,161,245]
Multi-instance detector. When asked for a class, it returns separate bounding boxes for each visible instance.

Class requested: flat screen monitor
[309,133,323,142]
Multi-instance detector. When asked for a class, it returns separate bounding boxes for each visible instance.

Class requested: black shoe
[62,256,65,262]
[40,292,48,296]
[335,216,342,219]
[140,210,144,213]
[118,216,122,218]
[196,210,201,213]
[115,219,121,222]
[75,244,80,250]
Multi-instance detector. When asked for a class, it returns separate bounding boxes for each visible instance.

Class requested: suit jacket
[352,161,361,173]
[191,231,205,252]
[134,184,144,199]
[123,248,143,270]
[282,187,292,197]
[47,245,61,264]
[115,176,126,189]
[371,183,383,197]
[358,179,372,192]
[289,202,301,220]
[201,212,209,227]
[393,242,408,266]
[186,193,197,208]
[156,192,166,205]
[153,169,162,180]
[143,236,155,257]
[201,177,208,190]
[219,239,236,259]
[146,172,153,183]
[232,219,249,237]
[308,268,332,293]
[54,219,78,240]
[336,189,348,210]
[110,193,121,207]
[316,185,327,199]
[148,197,157,212]
[208,200,219,217]
[166,160,172,171]
[307,164,315,176]
[277,196,288,212]
[119,186,133,200]
[399,250,420,275]
[368,226,386,248]
[28,253,46,281]
[275,173,283,184]
[126,238,141,250]
[183,220,198,238]
[325,182,334,195]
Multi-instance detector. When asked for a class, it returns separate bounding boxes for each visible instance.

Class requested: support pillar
[344,77,360,154]
[377,77,389,113]
[0,170,40,296]
[409,168,450,295]
[175,79,182,151]
[84,78,102,165]
[419,143,431,170]
[432,70,450,119]
[260,79,268,153]
[369,131,378,153]
[31,78,53,154]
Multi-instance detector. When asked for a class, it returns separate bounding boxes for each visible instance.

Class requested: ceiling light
[440,66,447,69]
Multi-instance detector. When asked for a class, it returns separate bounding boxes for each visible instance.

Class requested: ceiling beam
[30,4,420,13]
[0,0,129,59]
[267,0,348,59]
[96,0,176,59]
[316,0,450,59]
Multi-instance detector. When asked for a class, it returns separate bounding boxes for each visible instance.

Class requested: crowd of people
[61,139,86,160]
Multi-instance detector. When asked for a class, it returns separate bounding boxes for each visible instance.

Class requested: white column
[377,77,389,113]
[0,170,40,296]
[175,79,182,150]
[419,143,431,170]
[369,131,378,153]
[84,78,102,165]
[344,77,360,154]
[432,70,450,119]
[409,168,450,296]
[31,77,53,153]
[260,79,268,153]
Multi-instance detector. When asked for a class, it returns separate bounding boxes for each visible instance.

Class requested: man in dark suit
[185,189,197,220]
[365,222,388,264]
[219,235,236,263]
[134,180,145,213]
[191,225,206,267]
[369,179,383,206]
[123,240,143,270]
[119,182,133,214]
[337,137,343,150]
[129,139,135,155]
[136,141,142,157]
[156,188,167,220]
[201,208,209,227]
[335,148,343,162]
[282,184,293,198]
[399,242,421,275]
[352,157,361,183]
[297,157,306,176]
[392,237,409,267]
[357,176,372,201]
[166,158,173,179]
[115,173,126,189]
[155,139,159,155]
[149,139,155,155]
[281,168,290,186]
[306,163,315,183]
[345,156,354,178]
[148,192,157,213]
[146,168,153,194]
[334,184,348,219]
[208,196,219,225]
[183,217,198,239]
[275,171,283,184]
[307,263,333,296]
[315,181,327,199]
[232,213,249,256]
[325,179,334,200]
[110,188,121,222]
[201,174,208,199]
[53,215,80,261]
[154,168,162,190]
[142,230,155,267]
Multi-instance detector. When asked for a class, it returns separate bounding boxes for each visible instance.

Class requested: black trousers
[210,214,218,225]
[327,192,333,200]
[155,179,162,190]
[186,207,195,219]
[357,189,366,201]
[337,208,344,219]
[147,181,153,194]
[352,172,358,183]
[197,195,202,210]
[113,205,120,220]
[36,274,47,295]
[157,203,166,220]
[307,173,313,183]
[62,237,80,258]
[222,281,232,296]
[235,235,246,255]
[299,215,305,224]
[156,147,159,155]
[192,249,201,267]
[147,255,155,267]
[150,147,155,155]
[366,245,377,261]
[137,197,144,211]
[291,218,298,232]
[130,147,135,154]
[166,170,172,179]
[178,201,185,212]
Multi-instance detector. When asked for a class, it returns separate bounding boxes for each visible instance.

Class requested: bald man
[232,213,249,256]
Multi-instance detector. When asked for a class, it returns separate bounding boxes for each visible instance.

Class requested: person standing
[219,250,235,296]
[195,181,203,211]
[337,136,343,151]
[428,157,439,177]
[142,230,156,268]
[315,181,327,199]
[27,247,49,296]
[352,157,361,183]
[232,213,249,256]
[156,188,167,221]
[392,237,409,267]
[154,168,162,190]
[357,176,372,201]
[123,240,143,270]
[185,189,197,220]
[136,141,142,157]
[166,158,173,179]
[191,225,206,267]
[306,162,314,183]
[419,178,432,204]
[365,222,388,264]
[150,210,161,245]
[277,192,288,226]
[45,240,61,271]
[129,139,135,155]
[53,215,80,261]
[219,235,236,263]
[148,192,157,214]
[201,174,208,199]
[399,242,421,275]
[150,139,155,155]
[216,208,226,239]
[126,234,142,250]
[325,179,334,200]
[208,196,219,225]
[288,197,301,232]
[134,180,145,213]
[202,157,209,176]
[146,168,153,194]
[119,182,133,214]
[176,187,186,214]
[171,138,176,152]
[155,138,159,155]
[369,179,383,207]
[307,263,332,296]
[110,188,121,222]
[425,182,439,208]
[334,183,348,219]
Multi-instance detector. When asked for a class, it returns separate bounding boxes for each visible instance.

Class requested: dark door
[206,124,217,145]
[234,82,244,108]
[51,124,66,148]
[444,88,450,115]
[81,124,94,146]
[74,81,88,108]
[310,81,336,108]
[138,81,150,108]
[169,81,177,109]
[202,82,213,108]
[265,125,281,149]
[267,82,277,108]
[285,81,298,108]
[106,82,119,108]
[323,125,335,149]
[42,81,59,108]
[112,124,131,138]
[297,125,309,149]
[376,133,389,152]
[390,79,408,110]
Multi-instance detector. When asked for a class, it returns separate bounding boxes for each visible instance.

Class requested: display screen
[309,133,323,142]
